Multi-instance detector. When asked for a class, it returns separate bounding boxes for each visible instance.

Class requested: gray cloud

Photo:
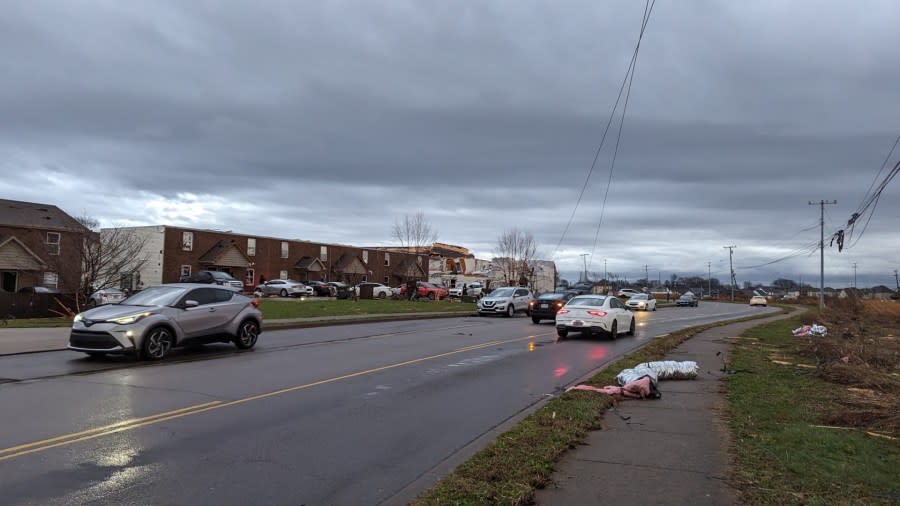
[1,0,898,288]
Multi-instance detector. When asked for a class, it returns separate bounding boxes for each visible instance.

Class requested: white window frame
[245,268,255,285]
[384,252,390,267]
[362,275,368,282]
[247,238,256,257]
[46,232,60,256]
[180,265,191,277]
[43,272,59,289]
[281,241,289,259]
[320,245,328,262]
[279,270,288,280]
[362,250,369,264]
[182,231,193,251]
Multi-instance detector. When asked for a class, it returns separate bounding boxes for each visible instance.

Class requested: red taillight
[251,299,260,308]
[555,301,563,307]
[556,309,569,315]
[586,310,607,317]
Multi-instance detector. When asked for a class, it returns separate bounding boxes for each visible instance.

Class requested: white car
[356,282,393,299]
[749,295,768,307]
[448,281,484,298]
[477,287,533,317]
[255,279,313,297]
[626,293,657,311]
[555,294,635,340]
[617,288,640,298]
[89,288,126,307]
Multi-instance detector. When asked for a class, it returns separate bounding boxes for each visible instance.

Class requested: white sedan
[625,293,657,311]
[749,295,768,307]
[555,295,635,340]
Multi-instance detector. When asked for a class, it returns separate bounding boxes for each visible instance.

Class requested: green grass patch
[727,315,900,504]
[412,307,792,505]
[257,298,476,320]
[0,317,72,328]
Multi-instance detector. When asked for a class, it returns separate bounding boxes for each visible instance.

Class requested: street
[0,302,776,505]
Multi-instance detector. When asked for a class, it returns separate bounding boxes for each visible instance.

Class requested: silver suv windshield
[490,288,515,297]
[120,286,188,307]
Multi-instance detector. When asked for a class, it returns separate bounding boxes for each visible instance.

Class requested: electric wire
[552,0,655,261]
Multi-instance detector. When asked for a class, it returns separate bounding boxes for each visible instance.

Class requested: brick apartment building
[110,225,428,291]
[0,199,90,293]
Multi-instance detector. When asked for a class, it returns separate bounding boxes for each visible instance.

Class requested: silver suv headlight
[110,312,151,325]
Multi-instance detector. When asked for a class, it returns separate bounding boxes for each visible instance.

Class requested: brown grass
[794,297,900,434]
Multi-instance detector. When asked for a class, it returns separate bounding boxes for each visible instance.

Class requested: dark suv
[529,291,578,323]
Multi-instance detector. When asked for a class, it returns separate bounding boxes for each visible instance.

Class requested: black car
[529,291,578,324]
[305,280,332,296]
[326,282,352,299]
[676,293,699,307]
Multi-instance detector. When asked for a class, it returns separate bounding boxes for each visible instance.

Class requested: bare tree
[392,212,438,253]
[493,228,537,286]
[60,216,151,299]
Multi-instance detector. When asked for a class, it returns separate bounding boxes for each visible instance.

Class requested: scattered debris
[792,324,828,337]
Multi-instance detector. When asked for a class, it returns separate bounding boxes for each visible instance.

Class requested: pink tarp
[566,376,653,400]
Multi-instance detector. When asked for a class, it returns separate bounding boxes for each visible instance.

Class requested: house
[105,225,427,290]
[0,199,90,293]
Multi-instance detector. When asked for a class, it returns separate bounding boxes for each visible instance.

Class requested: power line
[553,0,656,259]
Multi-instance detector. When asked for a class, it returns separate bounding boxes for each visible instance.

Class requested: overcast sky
[1,1,898,288]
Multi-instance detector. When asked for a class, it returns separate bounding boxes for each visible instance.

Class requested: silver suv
[477,287,534,317]
[69,284,263,360]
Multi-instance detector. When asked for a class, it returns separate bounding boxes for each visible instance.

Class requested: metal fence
[0,292,78,319]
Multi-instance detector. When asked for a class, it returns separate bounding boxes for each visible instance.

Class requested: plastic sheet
[635,360,699,380]
[792,324,828,337]
[616,365,658,387]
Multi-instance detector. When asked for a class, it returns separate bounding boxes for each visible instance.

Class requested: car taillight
[556,309,569,315]
[555,301,563,307]
[251,299,260,308]
[586,310,607,317]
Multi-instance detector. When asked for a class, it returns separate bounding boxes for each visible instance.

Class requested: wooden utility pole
[809,200,837,310]
[723,245,736,301]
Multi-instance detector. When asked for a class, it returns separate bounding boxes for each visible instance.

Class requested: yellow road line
[0,333,548,461]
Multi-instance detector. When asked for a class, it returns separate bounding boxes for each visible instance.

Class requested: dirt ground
[796,298,900,435]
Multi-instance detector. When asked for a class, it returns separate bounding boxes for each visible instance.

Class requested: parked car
[529,291,578,323]
[178,270,244,292]
[555,294,635,340]
[305,280,332,296]
[617,288,640,298]
[68,284,262,360]
[416,282,448,300]
[356,282,393,299]
[255,279,312,297]
[477,287,533,317]
[448,281,484,298]
[326,281,352,299]
[17,286,58,294]
[749,295,768,307]
[89,288,126,306]
[626,293,657,311]
[676,292,699,307]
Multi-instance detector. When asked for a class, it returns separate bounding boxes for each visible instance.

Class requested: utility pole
[894,269,899,291]
[852,262,857,290]
[707,261,712,298]
[724,245,736,302]
[604,259,608,283]
[809,200,837,310]
[644,264,649,288]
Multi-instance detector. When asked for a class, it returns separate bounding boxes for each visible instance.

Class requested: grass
[412,306,792,506]
[257,298,476,320]
[727,299,900,505]
[0,317,72,328]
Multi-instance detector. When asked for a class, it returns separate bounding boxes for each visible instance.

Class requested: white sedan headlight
[110,312,151,325]
[73,313,83,323]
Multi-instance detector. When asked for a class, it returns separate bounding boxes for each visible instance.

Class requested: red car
[399,282,448,300]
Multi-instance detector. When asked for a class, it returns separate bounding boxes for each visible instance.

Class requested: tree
[63,216,151,299]
[392,212,438,253]
[493,228,537,286]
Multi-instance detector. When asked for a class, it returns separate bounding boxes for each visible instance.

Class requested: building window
[245,268,255,286]
[46,232,60,256]
[384,252,390,267]
[180,265,191,277]
[279,270,288,280]
[182,231,193,251]
[247,238,256,256]
[384,276,389,284]
[362,275,368,282]
[320,245,328,262]
[362,250,369,264]
[281,241,289,259]
[43,272,58,289]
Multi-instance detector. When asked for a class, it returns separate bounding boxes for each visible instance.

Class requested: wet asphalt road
[0,302,776,505]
